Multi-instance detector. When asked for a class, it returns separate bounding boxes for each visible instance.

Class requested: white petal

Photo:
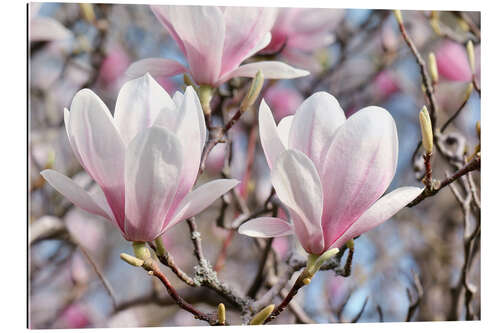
[272,150,324,254]
[126,58,187,79]
[68,89,125,224]
[239,217,293,238]
[331,186,423,249]
[259,100,285,170]
[167,86,206,204]
[124,126,183,241]
[220,61,310,84]
[276,115,294,149]
[41,170,110,220]
[114,73,176,145]
[288,92,346,168]
[168,179,240,229]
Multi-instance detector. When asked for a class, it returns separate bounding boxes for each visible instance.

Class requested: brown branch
[408,155,480,207]
[396,12,438,133]
[405,271,423,321]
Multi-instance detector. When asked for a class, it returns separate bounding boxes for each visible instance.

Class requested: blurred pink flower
[29,3,72,42]
[127,6,309,87]
[205,141,227,174]
[260,8,344,71]
[373,70,400,100]
[264,85,304,122]
[60,304,90,329]
[42,74,238,242]
[240,92,422,254]
[436,41,474,82]
[98,46,131,88]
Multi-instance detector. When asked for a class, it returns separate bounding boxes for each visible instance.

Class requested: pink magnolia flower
[239,92,422,254]
[98,46,131,88]
[264,85,304,122]
[373,70,400,100]
[126,6,309,87]
[260,8,344,71]
[436,41,476,82]
[30,3,72,42]
[41,74,239,242]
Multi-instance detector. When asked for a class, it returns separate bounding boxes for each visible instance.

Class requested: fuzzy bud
[393,10,403,25]
[419,106,433,154]
[217,303,226,325]
[120,253,144,267]
[133,241,151,261]
[466,40,475,75]
[428,52,439,85]
[250,304,275,325]
[79,4,96,23]
[241,70,264,111]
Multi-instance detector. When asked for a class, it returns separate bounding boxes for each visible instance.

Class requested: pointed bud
[464,82,474,101]
[393,10,403,25]
[306,248,340,277]
[458,18,470,32]
[466,40,475,75]
[241,70,264,111]
[133,241,151,261]
[346,239,355,250]
[419,106,433,154]
[79,3,96,23]
[217,303,226,325]
[428,52,439,85]
[120,253,144,267]
[250,304,275,325]
[430,11,441,35]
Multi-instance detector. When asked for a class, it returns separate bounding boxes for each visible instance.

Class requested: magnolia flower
[41,74,239,242]
[260,8,344,71]
[30,3,72,42]
[436,41,479,82]
[239,92,422,254]
[126,6,309,87]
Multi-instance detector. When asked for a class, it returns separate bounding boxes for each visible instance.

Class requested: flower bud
[250,304,275,325]
[466,40,475,75]
[346,239,355,250]
[393,10,403,25]
[199,85,214,116]
[217,303,226,325]
[79,3,96,23]
[428,52,439,85]
[464,82,474,101]
[241,70,264,111]
[419,106,433,154]
[120,253,144,267]
[430,11,441,35]
[306,248,340,277]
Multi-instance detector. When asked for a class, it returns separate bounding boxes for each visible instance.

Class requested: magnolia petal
[41,170,111,221]
[288,92,346,168]
[151,6,225,85]
[168,86,206,210]
[124,126,183,241]
[259,100,285,170]
[126,58,187,79]
[320,106,399,249]
[220,61,309,84]
[239,217,293,238]
[30,17,72,42]
[168,179,240,229]
[272,150,324,254]
[68,89,125,225]
[220,7,277,76]
[331,186,423,249]
[114,73,176,145]
[276,115,294,149]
